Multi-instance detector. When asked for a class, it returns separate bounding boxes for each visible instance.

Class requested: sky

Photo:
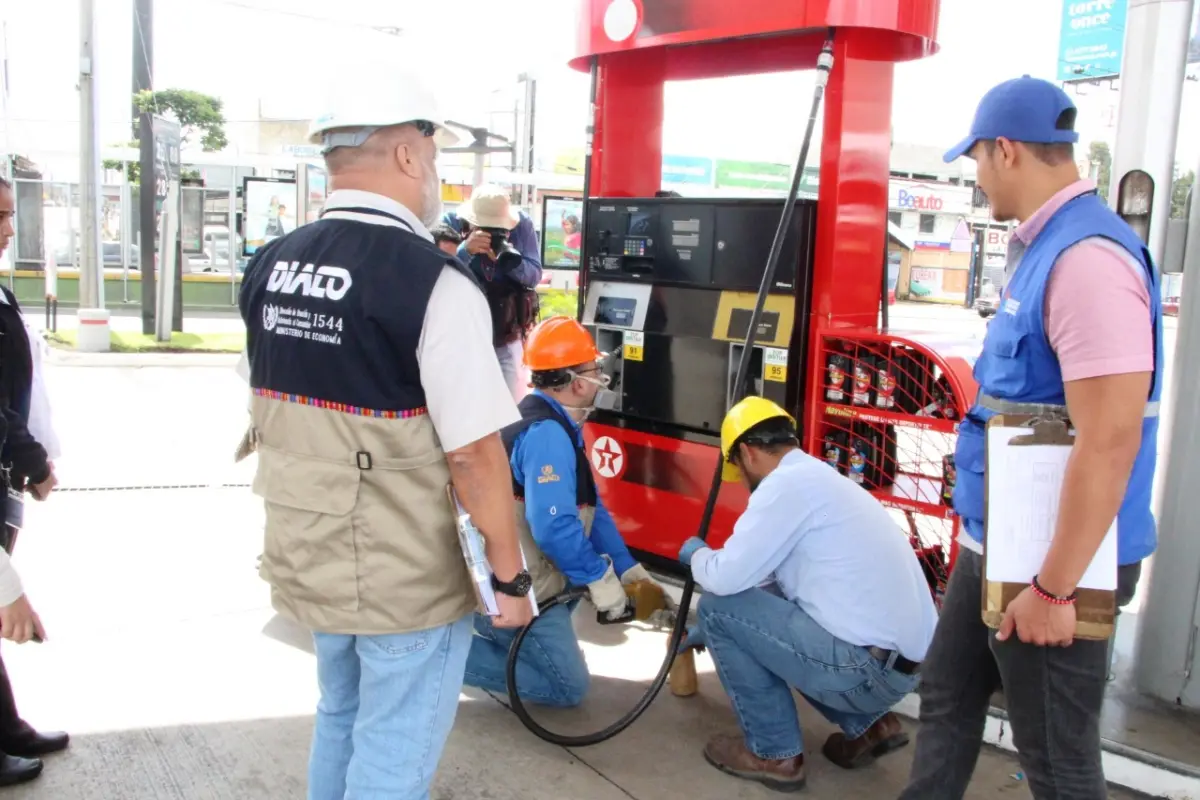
[1,0,1198,177]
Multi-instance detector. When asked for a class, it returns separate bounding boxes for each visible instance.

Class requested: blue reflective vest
[953,191,1163,566]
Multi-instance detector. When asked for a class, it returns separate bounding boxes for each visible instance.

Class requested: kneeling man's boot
[822,712,910,769]
[703,733,805,792]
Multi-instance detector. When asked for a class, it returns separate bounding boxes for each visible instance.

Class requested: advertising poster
[910,266,969,304]
[148,116,182,258]
[181,188,204,253]
[1056,0,1128,82]
[305,166,328,224]
[243,177,297,256]
[1190,0,1200,64]
[542,196,584,268]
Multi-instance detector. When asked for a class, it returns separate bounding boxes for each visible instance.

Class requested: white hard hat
[307,79,459,154]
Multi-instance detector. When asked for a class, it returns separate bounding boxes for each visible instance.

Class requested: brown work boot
[822,712,910,769]
[702,733,806,792]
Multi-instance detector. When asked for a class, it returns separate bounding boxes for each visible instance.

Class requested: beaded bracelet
[1031,575,1077,605]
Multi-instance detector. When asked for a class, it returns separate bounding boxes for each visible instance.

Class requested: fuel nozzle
[596,597,637,625]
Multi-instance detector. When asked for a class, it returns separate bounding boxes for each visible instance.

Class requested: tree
[102,88,228,183]
[1172,167,1194,219]
[1088,141,1112,202]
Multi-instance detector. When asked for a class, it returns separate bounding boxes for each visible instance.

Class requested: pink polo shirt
[1015,179,1154,382]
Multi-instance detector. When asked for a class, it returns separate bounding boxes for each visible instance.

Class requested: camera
[481,227,523,273]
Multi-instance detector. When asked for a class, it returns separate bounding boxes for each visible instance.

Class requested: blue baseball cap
[943,75,1079,163]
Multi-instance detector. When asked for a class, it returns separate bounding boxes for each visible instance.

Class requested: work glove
[678,537,708,566]
[620,563,678,621]
[677,624,706,654]
[620,563,654,585]
[588,560,632,621]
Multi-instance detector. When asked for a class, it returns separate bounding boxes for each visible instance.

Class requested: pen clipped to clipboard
[982,413,1117,640]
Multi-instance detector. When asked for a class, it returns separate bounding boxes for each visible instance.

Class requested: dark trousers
[899,548,1141,800]
[0,649,27,740]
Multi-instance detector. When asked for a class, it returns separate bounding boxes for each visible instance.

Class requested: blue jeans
[308,615,473,800]
[698,589,918,760]
[462,601,590,707]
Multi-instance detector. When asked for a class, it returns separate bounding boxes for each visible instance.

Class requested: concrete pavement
[5,492,1145,800]
[0,302,1182,798]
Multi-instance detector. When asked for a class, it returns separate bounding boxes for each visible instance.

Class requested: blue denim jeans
[698,588,919,760]
[462,601,590,707]
[308,615,473,800]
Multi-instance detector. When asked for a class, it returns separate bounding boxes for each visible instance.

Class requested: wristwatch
[491,569,533,598]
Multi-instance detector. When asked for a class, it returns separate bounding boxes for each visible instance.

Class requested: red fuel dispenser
[568,1,976,593]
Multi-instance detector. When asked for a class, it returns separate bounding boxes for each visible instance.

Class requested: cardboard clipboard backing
[982,414,1115,641]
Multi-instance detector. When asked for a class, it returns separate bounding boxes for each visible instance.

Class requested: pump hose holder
[504,34,837,748]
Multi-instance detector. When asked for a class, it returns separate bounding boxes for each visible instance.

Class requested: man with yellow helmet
[461,316,671,707]
[676,396,937,792]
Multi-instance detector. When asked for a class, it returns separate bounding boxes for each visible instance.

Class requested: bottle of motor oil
[893,349,920,414]
[934,377,958,420]
[847,428,872,487]
[906,351,937,415]
[852,352,874,407]
[875,424,898,489]
[822,430,848,473]
[942,454,957,505]
[874,351,897,410]
[825,350,850,403]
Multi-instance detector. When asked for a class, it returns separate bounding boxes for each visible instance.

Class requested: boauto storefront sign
[889,179,974,216]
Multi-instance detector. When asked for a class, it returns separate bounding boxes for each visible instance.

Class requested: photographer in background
[443,184,543,402]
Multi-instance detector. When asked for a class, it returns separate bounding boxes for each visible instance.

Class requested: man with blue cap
[899,76,1163,799]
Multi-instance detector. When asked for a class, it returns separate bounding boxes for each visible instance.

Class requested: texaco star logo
[591,436,625,479]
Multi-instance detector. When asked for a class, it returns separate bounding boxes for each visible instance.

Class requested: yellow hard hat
[720,396,797,482]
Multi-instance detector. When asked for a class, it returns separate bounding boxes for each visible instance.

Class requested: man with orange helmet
[461,315,670,707]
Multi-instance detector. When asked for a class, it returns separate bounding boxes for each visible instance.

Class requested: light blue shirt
[691,449,938,662]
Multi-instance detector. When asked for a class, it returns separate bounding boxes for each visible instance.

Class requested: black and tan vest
[240,205,482,635]
[500,394,598,600]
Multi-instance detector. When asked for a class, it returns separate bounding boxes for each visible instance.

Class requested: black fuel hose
[505,35,838,747]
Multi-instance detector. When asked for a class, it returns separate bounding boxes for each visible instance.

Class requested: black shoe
[0,754,42,786]
[2,731,68,758]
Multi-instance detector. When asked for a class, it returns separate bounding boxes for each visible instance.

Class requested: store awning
[888,222,915,251]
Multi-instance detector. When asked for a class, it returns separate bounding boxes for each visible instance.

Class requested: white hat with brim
[458,184,520,230]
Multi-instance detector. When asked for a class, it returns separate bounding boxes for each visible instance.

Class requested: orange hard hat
[523,315,604,372]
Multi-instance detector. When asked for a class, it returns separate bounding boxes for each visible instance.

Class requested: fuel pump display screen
[627,211,655,236]
[596,296,638,326]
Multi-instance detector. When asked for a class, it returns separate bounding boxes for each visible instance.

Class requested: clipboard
[981,413,1116,641]
[446,484,538,618]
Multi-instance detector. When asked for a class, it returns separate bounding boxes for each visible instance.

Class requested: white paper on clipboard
[984,425,1118,591]
[449,486,538,618]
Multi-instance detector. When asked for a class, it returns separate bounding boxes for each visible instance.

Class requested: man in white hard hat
[239,78,533,800]
[444,184,544,402]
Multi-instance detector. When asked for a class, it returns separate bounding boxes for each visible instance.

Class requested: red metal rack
[807,331,978,605]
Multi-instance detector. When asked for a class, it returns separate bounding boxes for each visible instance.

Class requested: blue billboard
[662,154,714,186]
[1057,0,1128,82]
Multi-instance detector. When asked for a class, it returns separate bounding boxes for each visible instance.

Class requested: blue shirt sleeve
[587,498,637,578]
[516,421,610,586]
[690,476,809,596]
[506,212,543,289]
